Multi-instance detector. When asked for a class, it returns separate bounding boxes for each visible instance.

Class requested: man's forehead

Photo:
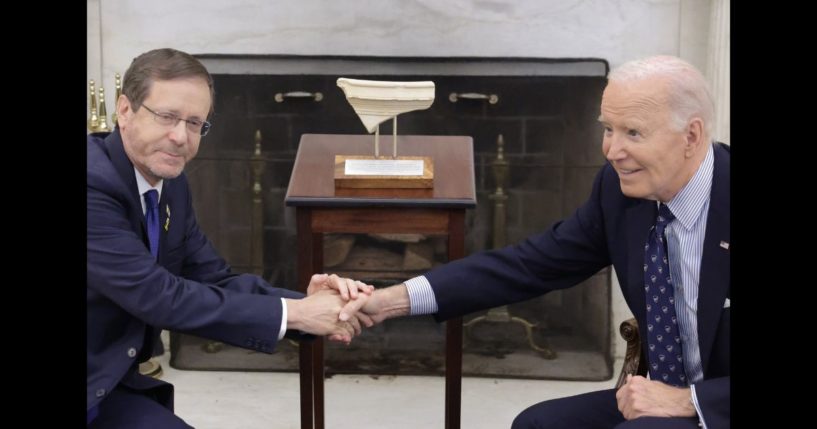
[144,79,211,114]
[601,80,667,113]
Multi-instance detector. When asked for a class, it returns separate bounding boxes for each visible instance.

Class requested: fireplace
[170,55,614,381]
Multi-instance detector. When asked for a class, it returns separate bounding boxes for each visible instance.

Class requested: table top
[285,134,477,208]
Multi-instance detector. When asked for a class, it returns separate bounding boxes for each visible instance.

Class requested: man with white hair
[353,55,730,428]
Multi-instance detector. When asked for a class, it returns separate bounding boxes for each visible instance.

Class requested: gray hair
[608,56,714,136]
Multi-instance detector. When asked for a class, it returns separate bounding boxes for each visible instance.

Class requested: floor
[158,349,622,429]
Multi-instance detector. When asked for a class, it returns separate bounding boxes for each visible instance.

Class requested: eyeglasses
[141,104,212,136]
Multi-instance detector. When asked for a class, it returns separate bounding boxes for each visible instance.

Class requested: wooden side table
[285,134,476,429]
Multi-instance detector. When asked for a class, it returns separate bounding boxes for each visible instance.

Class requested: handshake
[284,273,409,344]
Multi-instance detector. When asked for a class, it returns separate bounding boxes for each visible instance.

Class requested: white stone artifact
[337,78,435,133]
[337,78,435,158]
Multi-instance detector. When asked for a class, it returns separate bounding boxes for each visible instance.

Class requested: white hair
[608,56,715,136]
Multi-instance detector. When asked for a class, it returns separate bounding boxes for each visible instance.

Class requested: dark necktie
[144,189,160,259]
[644,203,687,386]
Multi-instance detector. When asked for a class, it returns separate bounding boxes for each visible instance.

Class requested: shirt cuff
[690,384,707,428]
[404,276,438,315]
[278,297,288,340]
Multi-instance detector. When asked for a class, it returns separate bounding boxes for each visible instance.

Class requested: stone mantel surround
[87,0,722,363]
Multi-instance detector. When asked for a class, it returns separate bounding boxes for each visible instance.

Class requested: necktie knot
[655,203,675,235]
[144,189,159,210]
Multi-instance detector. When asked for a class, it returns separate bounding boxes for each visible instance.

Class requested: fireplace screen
[170,56,613,381]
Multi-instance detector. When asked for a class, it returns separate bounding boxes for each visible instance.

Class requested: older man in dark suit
[354,55,729,428]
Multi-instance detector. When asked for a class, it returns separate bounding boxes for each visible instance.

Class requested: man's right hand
[358,283,412,325]
[285,288,370,344]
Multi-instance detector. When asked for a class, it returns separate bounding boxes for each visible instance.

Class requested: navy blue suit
[87,129,304,423]
[425,143,730,428]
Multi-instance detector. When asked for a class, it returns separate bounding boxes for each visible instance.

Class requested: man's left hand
[307,273,374,301]
[615,374,696,420]
[305,273,375,343]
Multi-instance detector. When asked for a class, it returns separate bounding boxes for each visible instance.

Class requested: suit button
[127,347,137,358]
[96,388,106,398]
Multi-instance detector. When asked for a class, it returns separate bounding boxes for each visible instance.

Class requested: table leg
[445,210,465,429]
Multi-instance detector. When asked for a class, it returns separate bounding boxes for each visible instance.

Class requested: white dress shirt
[403,143,716,427]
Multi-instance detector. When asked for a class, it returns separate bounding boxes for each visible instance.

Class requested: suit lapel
[104,130,150,245]
[625,200,657,328]
[696,144,731,374]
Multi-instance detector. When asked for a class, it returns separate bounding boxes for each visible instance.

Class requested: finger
[330,326,351,343]
[329,274,350,300]
[338,294,368,321]
[355,280,375,295]
[307,273,328,295]
[338,320,354,340]
[345,277,358,300]
[356,311,375,328]
[348,315,361,335]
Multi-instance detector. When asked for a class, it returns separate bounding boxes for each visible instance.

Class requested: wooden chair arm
[615,317,647,389]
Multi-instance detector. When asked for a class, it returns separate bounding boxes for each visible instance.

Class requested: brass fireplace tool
[250,130,266,278]
[87,80,101,132]
[463,135,556,359]
[88,73,122,133]
[202,130,269,355]
[111,73,121,126]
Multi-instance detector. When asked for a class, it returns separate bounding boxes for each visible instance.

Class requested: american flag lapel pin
[719,240,729,250]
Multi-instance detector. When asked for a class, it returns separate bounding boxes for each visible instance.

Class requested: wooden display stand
[285,134,476,429]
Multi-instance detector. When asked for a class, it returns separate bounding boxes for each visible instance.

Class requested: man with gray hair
[352,55,730,428]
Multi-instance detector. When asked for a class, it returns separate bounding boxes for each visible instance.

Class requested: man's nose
[604,134,626,161]
[168,120,189,144]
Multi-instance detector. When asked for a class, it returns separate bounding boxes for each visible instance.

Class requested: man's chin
[618,184,647,200]
[151,167,184,181]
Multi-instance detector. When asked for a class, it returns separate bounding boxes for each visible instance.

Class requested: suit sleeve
[87,176,300,354]
[427,166,614,321]
[174,180,303,300]
[695,376,730,428]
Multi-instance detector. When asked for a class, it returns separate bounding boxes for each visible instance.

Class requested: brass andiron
[204,131,268,354]
[96,87,111,133]
[463,135,556,359]
[87,80,100,132]
[111,73,122,126]
[250,130,266,277]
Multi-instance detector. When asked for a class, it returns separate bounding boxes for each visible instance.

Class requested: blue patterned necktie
[144,189,160,259]
[644,203,687,386]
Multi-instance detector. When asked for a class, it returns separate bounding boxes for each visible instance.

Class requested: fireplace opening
[170,55,613,381]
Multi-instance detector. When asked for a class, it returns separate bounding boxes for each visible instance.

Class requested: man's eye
[627,129,639,137]
[159,113,177,121]
[188,119,203,126]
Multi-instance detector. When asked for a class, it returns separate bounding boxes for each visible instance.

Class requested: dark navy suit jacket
[87,129,304,413]
[425,143,730,427]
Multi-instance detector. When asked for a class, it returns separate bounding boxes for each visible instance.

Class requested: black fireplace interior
[170,56,614,381]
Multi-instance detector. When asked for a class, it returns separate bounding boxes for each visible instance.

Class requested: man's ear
[116,95,132,127]
[684,117,705,158]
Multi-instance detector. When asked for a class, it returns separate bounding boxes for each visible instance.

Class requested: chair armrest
[615,317,647,389]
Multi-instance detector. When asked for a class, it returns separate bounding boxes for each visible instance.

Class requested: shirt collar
[665,143,714,231]
[134,167,163,201]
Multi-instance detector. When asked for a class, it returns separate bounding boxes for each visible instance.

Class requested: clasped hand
[291,274,375,344]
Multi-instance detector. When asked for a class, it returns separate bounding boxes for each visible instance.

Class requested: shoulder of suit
[714,141,730,154]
